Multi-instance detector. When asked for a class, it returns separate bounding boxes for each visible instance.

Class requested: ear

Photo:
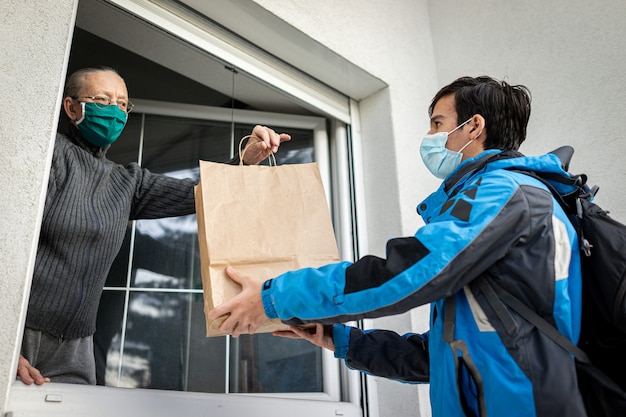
[469,114,486,141]
[63,97,80,123]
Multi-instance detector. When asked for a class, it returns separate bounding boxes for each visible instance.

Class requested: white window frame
[105,0,351,124]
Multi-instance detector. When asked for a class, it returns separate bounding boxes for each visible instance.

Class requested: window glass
[113,292,224,392]
[229,334,323,393]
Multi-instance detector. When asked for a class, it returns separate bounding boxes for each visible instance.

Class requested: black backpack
[479,146,626,416]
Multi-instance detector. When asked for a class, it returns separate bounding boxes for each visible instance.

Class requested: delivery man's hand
[273,324,335,352]
[208,266,267,338]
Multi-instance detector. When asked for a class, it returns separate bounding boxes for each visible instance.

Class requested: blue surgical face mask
[76,102,127,148]
[420,118,473,179]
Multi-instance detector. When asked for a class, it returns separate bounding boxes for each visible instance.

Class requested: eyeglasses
[74,95,134,113]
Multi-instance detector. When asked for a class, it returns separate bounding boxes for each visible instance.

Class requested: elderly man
[18,66,290,385]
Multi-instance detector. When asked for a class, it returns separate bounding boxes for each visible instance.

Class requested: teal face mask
[76,102,127,148]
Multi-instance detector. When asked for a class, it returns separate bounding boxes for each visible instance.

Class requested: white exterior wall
[1,0,625,416]
[0,0,77,414]
[427,0,626,221]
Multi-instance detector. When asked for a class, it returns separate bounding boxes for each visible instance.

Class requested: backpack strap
[511,169,576,209]
[475,275,592,364]
[443,296,489,416]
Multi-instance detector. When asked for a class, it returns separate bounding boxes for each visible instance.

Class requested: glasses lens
[91,96,110,109]
[124,100,134,114]
[117,100,129,113]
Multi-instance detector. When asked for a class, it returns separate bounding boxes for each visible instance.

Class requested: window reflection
[230,334,323,393]
[123,292,224,392]
[132,214,200,290]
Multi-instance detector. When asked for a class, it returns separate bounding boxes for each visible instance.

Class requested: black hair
[429,76,531,150]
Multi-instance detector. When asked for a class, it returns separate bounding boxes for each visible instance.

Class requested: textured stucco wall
[0,0,77,414]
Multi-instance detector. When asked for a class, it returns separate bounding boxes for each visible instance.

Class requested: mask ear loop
[446,118,474,151]
[75,102,86,125]
[458,139,474,154]
[444,117,473,153]
[454,118,484,154]
[458,128,484,153]
[457,126,484,154]
[449,117,473,135]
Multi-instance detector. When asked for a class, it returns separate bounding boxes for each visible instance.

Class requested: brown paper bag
[195,160,340,336]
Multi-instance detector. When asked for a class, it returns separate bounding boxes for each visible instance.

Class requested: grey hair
[63,66,123,98]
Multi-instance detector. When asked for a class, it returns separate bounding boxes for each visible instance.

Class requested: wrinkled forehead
[80,71,128,98]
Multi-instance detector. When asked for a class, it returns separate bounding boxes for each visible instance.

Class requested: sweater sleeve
[127,151,243,220]
[126,163,197,220]
[332,324,430,383]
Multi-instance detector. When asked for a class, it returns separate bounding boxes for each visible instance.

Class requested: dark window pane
[103,227,132,287]
[229,334,323,393]
[111,292,226,392]
[131,215,200,289]
[142,116,233,173]
[94,291,125,385]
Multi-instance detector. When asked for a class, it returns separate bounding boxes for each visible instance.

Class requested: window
[95,104,333,396]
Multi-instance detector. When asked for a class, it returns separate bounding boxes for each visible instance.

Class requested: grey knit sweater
[27,128,198,339]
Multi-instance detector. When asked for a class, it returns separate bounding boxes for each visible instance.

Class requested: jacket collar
[443,149,519,194]
[417,149,520,222]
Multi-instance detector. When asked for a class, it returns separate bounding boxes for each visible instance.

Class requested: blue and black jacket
[261,149,587,417]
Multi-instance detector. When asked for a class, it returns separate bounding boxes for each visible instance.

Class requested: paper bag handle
[238,135,277,167]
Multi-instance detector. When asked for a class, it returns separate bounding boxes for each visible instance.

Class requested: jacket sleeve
[332,324,430,383]
[262,170,533,324]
